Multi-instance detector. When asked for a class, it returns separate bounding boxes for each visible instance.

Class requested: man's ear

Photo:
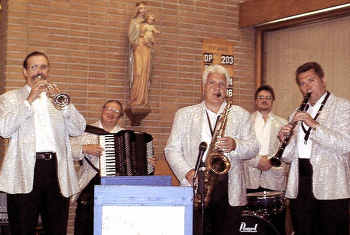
[322,76,327,87]
[22,67,28,78]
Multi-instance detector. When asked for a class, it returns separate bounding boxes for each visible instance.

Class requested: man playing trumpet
[0,51,86,234]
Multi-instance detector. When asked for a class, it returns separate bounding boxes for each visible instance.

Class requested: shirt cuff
[24,100,31,108]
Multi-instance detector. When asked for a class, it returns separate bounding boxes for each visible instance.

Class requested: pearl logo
[239,221,258,232]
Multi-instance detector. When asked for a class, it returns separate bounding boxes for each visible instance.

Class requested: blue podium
[94,176,193,235]
[100,175,172,186]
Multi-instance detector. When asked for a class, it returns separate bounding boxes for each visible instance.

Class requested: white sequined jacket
[0,85,86,197]
[244,112,289,191]
[164,101,259,206]
[282,93,350,199]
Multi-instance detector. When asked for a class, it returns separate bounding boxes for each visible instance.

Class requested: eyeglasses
[105,107,121,114]
[27,64,49,72]
[257,96,273,100]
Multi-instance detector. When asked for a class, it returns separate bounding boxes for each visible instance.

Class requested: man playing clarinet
[278,62,350,235]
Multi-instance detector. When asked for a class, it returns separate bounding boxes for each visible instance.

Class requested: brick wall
[0,0,255,233]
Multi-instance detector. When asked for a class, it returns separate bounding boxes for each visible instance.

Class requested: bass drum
[239,215,279,235]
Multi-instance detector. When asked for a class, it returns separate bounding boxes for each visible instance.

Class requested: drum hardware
[246,191,286,214]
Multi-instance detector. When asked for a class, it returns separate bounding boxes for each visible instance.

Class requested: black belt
[36,152,56,160]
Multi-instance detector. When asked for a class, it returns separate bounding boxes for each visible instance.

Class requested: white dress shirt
[297,92,327,159]
[201,102,226,161]
[27,86,56,152]
[254,111,271,155]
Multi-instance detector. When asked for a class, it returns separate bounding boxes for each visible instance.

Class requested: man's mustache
[33,73,47,80]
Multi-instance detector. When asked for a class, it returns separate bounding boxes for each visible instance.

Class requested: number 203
[221,55,234,65]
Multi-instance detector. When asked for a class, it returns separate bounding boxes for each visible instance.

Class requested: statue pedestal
[125,105,151,126]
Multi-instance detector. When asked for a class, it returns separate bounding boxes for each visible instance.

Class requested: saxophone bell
[207,152,231,175]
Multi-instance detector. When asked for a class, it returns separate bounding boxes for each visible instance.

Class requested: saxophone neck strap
[206,110,220,137]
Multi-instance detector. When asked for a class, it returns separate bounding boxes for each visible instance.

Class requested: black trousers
[290,159,350,235]
[194,176,244,235]
[74,174,100,235]
[7,157,69,235]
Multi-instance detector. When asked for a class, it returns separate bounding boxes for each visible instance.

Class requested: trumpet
[38,75,71,110]
[269,92,311,167]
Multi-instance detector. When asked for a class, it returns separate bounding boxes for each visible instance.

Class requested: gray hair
[202,64,231,85]
[103,100,124,116]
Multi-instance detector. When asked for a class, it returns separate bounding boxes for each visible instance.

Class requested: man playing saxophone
[278,62,350,235]
[164,64,259,235]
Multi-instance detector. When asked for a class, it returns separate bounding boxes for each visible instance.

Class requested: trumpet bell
[44,78,71,110]
[52,93,71,110]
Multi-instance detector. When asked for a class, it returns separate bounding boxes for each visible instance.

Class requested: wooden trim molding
[255,29,263,90]
[239,0,350,28]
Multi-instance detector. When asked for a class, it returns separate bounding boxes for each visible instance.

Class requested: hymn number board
[202,38,235,90]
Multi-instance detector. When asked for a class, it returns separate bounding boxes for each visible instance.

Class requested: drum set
[239,191,286,235]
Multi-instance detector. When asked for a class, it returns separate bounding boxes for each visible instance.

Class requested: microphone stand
[197,161,206,235]
[193,142,207,235]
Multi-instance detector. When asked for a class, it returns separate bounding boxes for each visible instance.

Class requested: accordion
[99,130,153,176]
[85,126,154,177]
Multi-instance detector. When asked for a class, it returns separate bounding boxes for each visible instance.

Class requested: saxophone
[194,86,233,208]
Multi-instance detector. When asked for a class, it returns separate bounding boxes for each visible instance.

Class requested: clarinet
[269,93,311,167]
